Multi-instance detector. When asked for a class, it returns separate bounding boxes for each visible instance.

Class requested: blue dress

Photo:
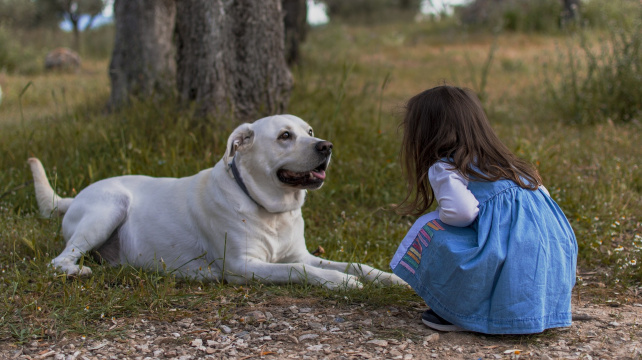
[391,178,577,334]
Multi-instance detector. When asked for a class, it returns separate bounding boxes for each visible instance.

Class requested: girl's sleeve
[539,185,550,197]
[428,162,479,227]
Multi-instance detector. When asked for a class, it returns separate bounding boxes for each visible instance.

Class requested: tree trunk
[561,0,580,27]
[108,0,176,109]
[282,0,308,66]
[175,0,293,121]
[71,19,80,52]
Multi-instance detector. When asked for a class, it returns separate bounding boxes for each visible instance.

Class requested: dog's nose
[315,141,333,155]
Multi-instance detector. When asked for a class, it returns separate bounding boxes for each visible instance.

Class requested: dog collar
[230,157,261,207]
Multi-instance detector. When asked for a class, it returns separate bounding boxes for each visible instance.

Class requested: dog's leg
[52,195,129,276]
[223,258,363,289]
[301,253,407,286]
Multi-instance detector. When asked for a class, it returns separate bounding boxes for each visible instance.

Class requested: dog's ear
[224,123,254,165]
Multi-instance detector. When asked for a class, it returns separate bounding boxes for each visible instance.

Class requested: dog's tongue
[311,170,326,180]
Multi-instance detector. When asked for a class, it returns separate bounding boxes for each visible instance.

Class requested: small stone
[309,322,326,331]
[206,347,216,354]
[289,305,299,313]
[299,333,319,341]
[220,325,232,334]
[300,307,312,313]
[246,310,266,322]
[367,339,388,347]
[178,318,193,328]
[424,333,439,343]
[389,349,403,358]
[307,344,326,351]
[191,338,203,347]
[207,340,217,347]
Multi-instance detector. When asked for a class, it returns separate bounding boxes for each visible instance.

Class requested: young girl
[390,85,577,334]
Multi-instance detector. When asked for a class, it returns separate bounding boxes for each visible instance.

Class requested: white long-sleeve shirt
[428,162,479,227]
[428,162,550,227]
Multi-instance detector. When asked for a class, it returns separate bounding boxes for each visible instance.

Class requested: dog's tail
[28,158,74,218]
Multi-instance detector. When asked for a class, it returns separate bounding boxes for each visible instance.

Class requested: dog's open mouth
[277,160,328,188]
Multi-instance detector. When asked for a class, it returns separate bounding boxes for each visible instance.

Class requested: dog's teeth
[309,172,314,179]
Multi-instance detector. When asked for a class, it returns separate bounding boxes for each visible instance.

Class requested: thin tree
[37,0,106,51]
[282,0,308,66]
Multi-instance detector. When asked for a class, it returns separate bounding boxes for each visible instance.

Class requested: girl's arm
[428,162,479,227]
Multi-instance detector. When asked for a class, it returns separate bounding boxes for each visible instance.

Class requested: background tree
[108,0,176,108]
[174,0,292,120]
[561,0,581,27]
[35,0,106,51]
[108,0,292,120]
[282,0,308,65]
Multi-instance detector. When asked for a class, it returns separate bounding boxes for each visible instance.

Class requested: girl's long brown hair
[397,85,542,217]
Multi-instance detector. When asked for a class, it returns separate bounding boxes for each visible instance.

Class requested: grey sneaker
[421,309,465,332]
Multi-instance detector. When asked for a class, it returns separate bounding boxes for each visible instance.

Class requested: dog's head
[223,114,332,213]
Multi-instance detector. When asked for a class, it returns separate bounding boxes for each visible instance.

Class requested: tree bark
[71,17,80,52]
[108,0,176,109]
[175,0,293,121]
[282,0,308,66]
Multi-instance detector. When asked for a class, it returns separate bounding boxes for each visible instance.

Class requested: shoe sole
[421,318,465,332]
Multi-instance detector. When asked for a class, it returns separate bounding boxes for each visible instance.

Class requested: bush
[544,11,642,124]
[580,0,641,29]
[0,24,114,75]
[0,0,39,29]
[459,0,563,34]
[324,0,421,24]
[500,0,562,33]
[0,27,42,74]
[81,25,114,60]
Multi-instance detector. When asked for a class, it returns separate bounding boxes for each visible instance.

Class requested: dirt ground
[2,289,641,360]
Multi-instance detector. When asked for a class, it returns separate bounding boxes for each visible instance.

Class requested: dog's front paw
[50,259,93,277]
[344,274,364,289]
[323,274,363,290]
[378,273,409,287]
[363,271,409,287]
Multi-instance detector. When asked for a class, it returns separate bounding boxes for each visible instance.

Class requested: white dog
[29,115,405,289]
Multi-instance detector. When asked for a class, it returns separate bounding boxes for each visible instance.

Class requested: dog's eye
[308,129,313,136]
[279,131,291,140]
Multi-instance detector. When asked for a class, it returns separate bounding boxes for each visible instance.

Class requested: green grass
[1,17,642,343]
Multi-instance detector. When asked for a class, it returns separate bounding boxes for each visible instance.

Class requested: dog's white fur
[29,114,405,289]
